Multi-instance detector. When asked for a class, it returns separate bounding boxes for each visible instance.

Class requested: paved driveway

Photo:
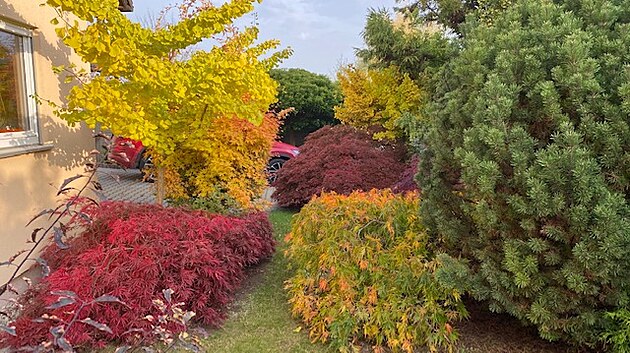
[97,167,276,207]
[97,167,156,204]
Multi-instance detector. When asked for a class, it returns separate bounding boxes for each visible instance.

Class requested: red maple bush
[1,202,274,349]
[272,125,408,208]
[392,155,420,194]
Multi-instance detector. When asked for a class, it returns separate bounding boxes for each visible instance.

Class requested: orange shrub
[163,112,280,209]
[285,190,470,353]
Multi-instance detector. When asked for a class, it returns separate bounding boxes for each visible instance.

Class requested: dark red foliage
[1,202,274,350]
[392,155,420,194]
[272,125,408,208]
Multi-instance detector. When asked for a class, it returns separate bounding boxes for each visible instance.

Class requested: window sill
[0,144,54,159]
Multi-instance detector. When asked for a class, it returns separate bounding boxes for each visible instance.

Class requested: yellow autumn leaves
[335,65,425,140]
[46,0,290,158]
[162,113,281,209]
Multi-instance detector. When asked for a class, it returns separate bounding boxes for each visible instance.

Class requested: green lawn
[198,209,331,353]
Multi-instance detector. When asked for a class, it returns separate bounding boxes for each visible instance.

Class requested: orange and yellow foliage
[335,65,424,140]
[285,190,469,353]
[162,112,280,209]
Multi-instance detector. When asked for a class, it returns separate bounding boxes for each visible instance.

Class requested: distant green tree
[394,0,515,33]
[269,68,342,144]
[419,0,630,346]
[355,8,455,150]
[357,9,455,81]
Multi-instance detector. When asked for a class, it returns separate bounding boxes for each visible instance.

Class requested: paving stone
[97,167,277,207]
[261,186,278,210]
[97,167,155,204]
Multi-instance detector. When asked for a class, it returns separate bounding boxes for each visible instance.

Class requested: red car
[266,141,300,183]
[107,137,150,171]
[107,137,299,182]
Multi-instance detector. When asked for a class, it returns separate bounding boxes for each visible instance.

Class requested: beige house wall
[0,1,93,284]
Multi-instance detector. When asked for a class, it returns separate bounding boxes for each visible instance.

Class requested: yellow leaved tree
[163,111,284,210]
[335,65,424,140]
[45,0,290,202]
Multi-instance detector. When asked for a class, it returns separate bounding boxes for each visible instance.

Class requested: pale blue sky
[127,0,397,77]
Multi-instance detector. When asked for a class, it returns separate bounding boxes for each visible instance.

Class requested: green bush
[285,190,469,353]
[603,308,630,353]
[169,188,244,216]
[419,0,630,346]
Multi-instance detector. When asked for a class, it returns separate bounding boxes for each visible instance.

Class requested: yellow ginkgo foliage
[47,0,290,155]
[335,65,424,140]
[162,112,281,209]
[45,0,290,201]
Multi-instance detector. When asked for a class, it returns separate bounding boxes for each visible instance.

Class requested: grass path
[199,210,330,353]
[195,209,577,353]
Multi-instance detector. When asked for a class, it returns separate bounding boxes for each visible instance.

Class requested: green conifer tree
[357,9,456,81]
[420,0,630,345]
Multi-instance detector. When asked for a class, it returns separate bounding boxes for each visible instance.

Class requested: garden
[1,0,630,352]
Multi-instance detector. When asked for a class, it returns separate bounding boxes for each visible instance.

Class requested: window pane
[0,30,27,133]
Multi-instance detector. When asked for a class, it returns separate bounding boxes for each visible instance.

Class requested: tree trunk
[156,166,165,205]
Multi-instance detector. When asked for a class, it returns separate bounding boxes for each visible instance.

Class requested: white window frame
[0,20,39,149]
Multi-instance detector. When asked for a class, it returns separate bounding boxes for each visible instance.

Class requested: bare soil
[455,300,595,353]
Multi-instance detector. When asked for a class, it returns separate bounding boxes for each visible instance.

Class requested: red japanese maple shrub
[2,202,274,349]
[392,155,420,194]
[272,125,407,208]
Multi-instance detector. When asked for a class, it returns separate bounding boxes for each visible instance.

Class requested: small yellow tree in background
[164,112,282,210]
[45,0,290,202]
[335,65,424,140]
